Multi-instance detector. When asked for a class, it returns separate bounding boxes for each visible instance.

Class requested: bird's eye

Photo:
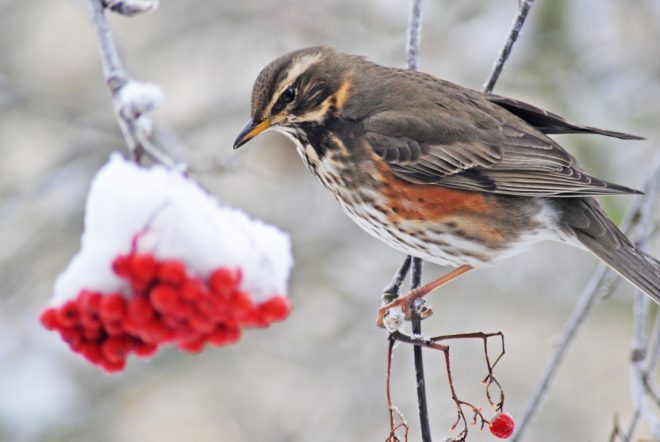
[279,86,296,105]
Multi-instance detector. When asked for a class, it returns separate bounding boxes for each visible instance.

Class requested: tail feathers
[579,234,660,304]
[559,198,660,304]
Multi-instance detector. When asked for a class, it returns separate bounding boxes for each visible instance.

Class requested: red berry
[229,290,254,317]
[208,325,241,347]
[112,255,131,277]
[102,337,131,363]
[80,343,104,364]
[99,293,126,323]
[39,308,59,330]
[178,337,205,354]
[209,268,241,296]
[83,326,102,342]
[259,296,291,323]
[128,297,154,323]
[100,357,126,373]
[104,320,125,337]
[60,327,83,351]
[150,284,181,314]
[188,313,215,334]
[140,319,175,343]
[56,301,80,328]
[129,254,158,283]
[158,260,187,285]
[133,340,157,358]
[180,278,206,302]
[489,412,515,439]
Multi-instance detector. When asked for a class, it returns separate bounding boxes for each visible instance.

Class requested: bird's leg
[376,265,473,328]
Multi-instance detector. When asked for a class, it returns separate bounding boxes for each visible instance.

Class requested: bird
[233,46,660,326]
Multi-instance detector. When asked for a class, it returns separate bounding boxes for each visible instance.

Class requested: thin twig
[514,152,660,441]
[85,0,180,169]
[405,0,423,71]
[624,152,660,441]
[484,0,535,94]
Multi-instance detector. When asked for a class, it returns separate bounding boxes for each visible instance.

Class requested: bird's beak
[233,118,271,149]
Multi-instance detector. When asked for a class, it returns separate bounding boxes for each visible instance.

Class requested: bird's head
[233,46,354,149]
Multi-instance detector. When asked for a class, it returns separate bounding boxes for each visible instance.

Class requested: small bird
[234,46,660,324]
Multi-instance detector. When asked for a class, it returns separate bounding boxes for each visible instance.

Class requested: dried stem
[392,331,506,441]
[514,152,660,441]
[484,0,535,94]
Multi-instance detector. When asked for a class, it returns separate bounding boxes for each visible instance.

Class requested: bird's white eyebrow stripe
[263,53,323,117]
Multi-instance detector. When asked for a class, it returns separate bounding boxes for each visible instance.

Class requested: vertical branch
[624,152,660,440]
[484,0,535,94]
[410,258,432,442]
[404,1,429,439]
[405,0,423,71]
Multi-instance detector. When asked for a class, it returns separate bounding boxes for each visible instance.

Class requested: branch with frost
[86,0,180,169]
[623,152,660,440]
[513,152,660,441]
[484,0,535,94]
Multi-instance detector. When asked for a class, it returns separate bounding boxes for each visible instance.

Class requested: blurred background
[1,0,659,441]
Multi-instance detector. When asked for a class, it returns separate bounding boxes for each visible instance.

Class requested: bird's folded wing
[364,110,641,197]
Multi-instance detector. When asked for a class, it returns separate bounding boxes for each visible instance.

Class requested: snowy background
[1,0,659,441]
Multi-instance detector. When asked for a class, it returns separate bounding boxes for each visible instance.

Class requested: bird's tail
[558,197,660,303]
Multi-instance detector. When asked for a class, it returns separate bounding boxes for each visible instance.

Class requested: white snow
[52,154,293,305]
[116,81,164,120]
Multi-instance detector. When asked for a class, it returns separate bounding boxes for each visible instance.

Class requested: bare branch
[484,0,535,94]
[624,152,660,440]
[514,152,660,441]
[405,0,423,71]
[85,0,181,169]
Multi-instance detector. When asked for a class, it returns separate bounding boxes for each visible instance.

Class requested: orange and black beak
[233,118,272,149]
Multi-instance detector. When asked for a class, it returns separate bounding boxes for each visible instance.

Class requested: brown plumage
[234,46,660,305]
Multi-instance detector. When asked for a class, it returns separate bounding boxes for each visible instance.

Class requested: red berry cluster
[489,412,515,439]
[40,253,291,372]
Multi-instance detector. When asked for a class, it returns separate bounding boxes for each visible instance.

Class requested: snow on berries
[40,155,293,372]
[489,412,515,439]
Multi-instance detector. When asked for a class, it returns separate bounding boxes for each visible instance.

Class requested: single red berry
[158,260,187,286]
[140,319,176,344]
[128,296,155,323]
[180,278,206,302]
[188,313,215,334]
[129,254,158,283]
[80,342,104,364]
[489,412,515,439]
[60,327,83,351]
[178,337,206,354]
[99,293,126,323]
[56,301,80,328]
[82,325,102,342]
[102,337,131,364]
[229,290,254,317]
[133,340,157,358]
[259,296,291,323]
[150,284,181,314]
[104,320,125,337]
[100,356,126,373]
[39,308,59,330]
[209,268,241,296]
[112,255,131,277]
[208,324,241,347]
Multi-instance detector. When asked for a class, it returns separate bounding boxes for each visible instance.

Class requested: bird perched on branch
[234,46,660,326]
